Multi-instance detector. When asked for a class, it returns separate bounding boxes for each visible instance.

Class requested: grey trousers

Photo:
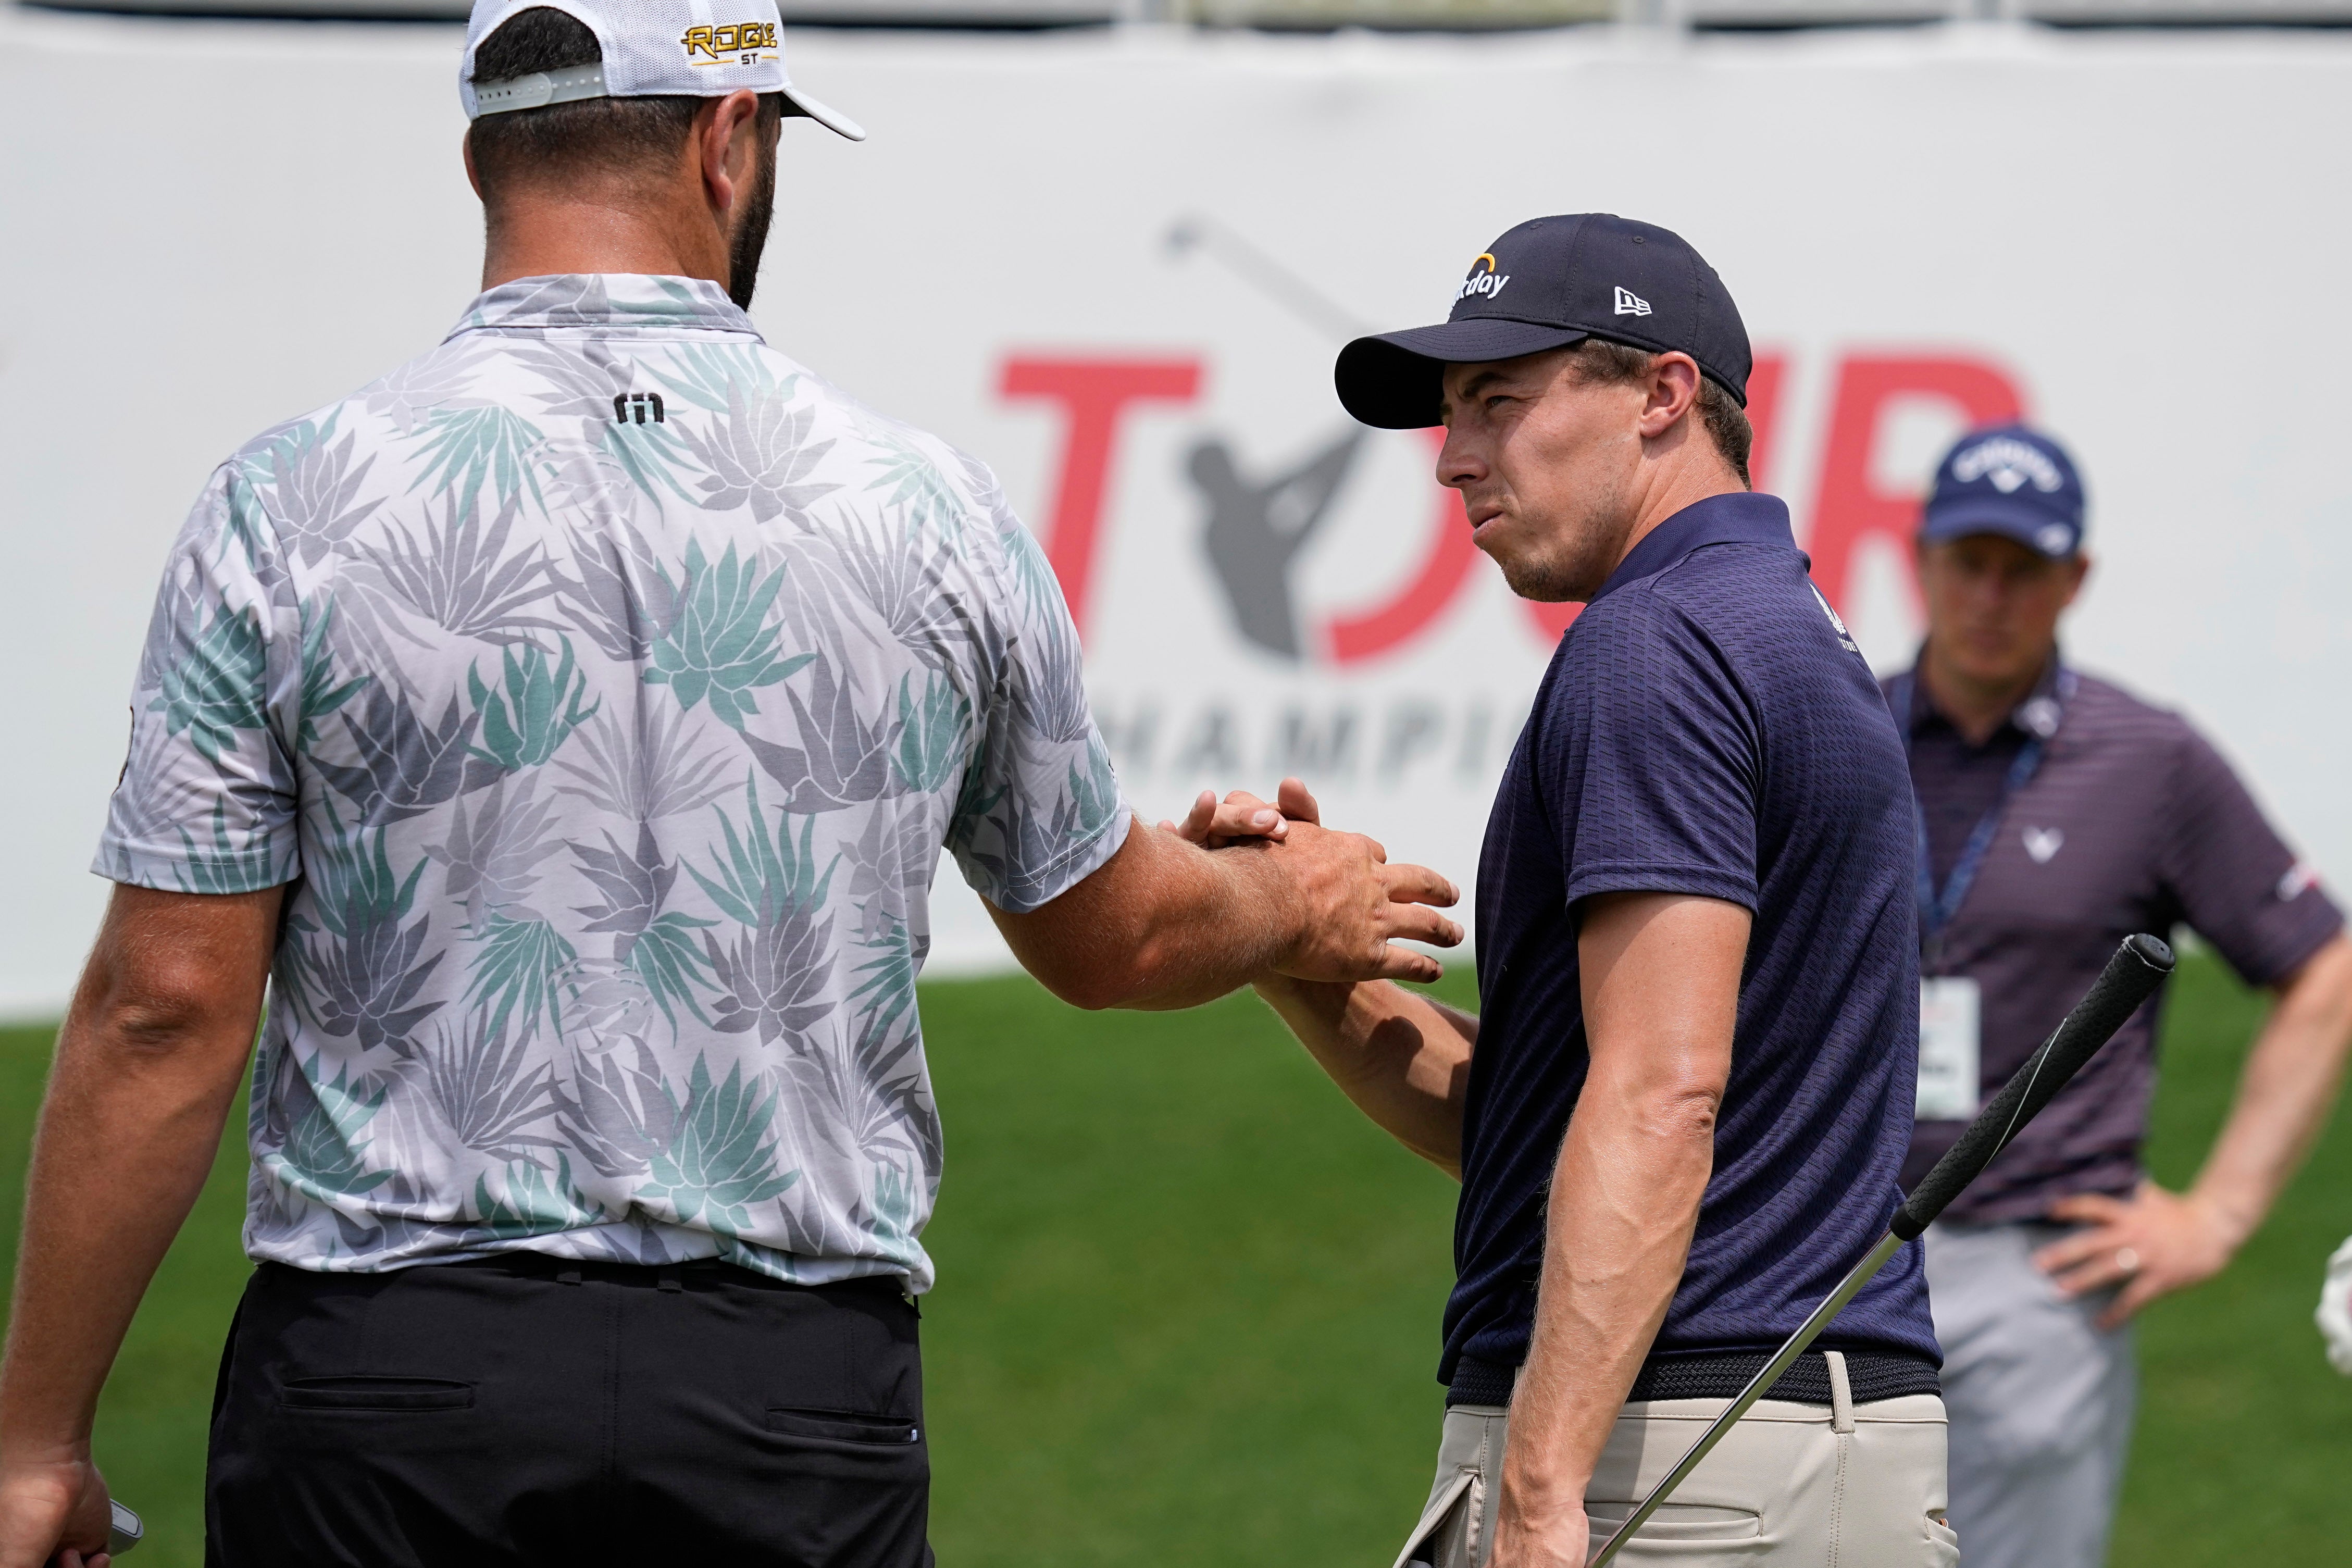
[1395,1358,1956,1566]
[1925,1222,2136,1568]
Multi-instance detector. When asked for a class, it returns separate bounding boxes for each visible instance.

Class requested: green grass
[1,953,2344,1565]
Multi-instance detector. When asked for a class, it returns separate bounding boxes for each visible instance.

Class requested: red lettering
[999,356,1203,638]
[1744,351,1788,494]
[1324,428,1484,665]
[1807,355,2026,612]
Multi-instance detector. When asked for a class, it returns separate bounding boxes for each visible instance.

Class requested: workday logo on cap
[1921,421,2086,559]
[1456,254,1511,304]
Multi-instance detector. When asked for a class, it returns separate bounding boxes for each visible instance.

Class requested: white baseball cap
[461,0,864,142]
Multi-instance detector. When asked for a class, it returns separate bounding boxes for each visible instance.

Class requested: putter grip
[1893,934,2174,1241]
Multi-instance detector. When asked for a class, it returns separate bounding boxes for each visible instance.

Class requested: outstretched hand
[1164,779,1461,985]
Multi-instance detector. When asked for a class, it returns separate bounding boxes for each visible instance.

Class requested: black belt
[1447,1348,1940,1410]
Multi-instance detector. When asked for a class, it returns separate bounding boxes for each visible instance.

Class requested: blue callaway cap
[1334,214,1753,430]
[1922,424,2086,559]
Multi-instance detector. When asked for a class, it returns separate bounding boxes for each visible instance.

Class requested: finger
[1382,861,1461,909]
[2047,1193,2128,1224]
[2097,1276,2160,1331]
[1354,832,1389,865]
[1379,904,1466,949]
[1208,800,1286,841]
[1368,942,1443,985]
[2050,1254,2133,1298]
[2032,1229,2122,1273]
[1180,790,1220,842]
[1276,776,1323,826]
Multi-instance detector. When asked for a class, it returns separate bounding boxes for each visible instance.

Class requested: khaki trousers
[1396,1358,1957,1566]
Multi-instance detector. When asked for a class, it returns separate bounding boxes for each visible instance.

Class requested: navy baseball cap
[1921,424,2086,559]
[1334,214,1753,430]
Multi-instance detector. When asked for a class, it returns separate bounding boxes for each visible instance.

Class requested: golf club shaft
[1588,933,2175,1566]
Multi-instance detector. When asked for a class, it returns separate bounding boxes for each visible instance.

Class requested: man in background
[0,4,1459,1563]
[1891,422,2352,1568]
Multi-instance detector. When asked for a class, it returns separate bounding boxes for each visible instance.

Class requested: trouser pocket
[1397,1466,1483,1568]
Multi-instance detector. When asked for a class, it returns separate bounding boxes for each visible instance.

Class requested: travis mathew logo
[1457,254,1511,303]
[680,21,779,63]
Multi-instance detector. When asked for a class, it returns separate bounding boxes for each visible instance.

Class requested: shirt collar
[1587,492,1798,608]
[445,273,761,341]
[1905,652,2070,742]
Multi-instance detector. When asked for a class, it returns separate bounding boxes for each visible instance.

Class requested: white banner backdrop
[3,13,2347,1011]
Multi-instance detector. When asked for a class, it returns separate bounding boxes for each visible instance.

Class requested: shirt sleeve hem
[92,839,301,896]
[1565,863,1759,913]
[2228,904,2349,991]
[985,805,1133,916]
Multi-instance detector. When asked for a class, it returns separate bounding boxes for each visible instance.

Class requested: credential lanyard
[1894,670,2066,970]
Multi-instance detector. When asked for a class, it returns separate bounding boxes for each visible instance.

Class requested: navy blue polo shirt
[1448,492,1938,1385]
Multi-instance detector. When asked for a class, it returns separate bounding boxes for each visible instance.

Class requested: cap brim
[1335,320,1591,429]
[782,85,865,143]
[1919,504,2078,558]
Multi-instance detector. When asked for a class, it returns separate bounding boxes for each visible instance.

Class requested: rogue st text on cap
[1920,423,2087,561]
[461,0,865,142]
[1333,214,1752,430]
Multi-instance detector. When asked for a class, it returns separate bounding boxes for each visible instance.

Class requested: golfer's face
[1436,350,1644,602]
[1918,533,2088,688]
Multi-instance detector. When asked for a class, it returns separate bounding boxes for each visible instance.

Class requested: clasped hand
[1159,777,1463,986]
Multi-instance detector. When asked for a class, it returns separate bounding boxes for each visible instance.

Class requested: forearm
[1251,976,1473,1174]
[1500,1081,1716,1517]
[1,1021,252,1459]
[2188,934,2352,1243]
[993,817,1299,1011]
[1,888,274,1463]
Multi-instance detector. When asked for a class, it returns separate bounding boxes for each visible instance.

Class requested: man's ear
[463,129,483,202]
[696,90,764,220]
[2060,551,2092,607]
[1638,352,1703,440]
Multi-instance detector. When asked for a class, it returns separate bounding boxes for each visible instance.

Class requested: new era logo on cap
[1613,287,1652,317]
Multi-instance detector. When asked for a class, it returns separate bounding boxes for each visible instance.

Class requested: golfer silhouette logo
[1186,430,1363,659]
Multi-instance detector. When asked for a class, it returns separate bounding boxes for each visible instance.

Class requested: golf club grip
[1893,933,2173,1241]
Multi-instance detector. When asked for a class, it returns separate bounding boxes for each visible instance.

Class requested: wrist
[2183,1185,2259,1252]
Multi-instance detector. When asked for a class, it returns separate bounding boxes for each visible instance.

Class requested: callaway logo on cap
[461,0,864,142]
[1920,422,2087,560]
[1333,214,1752,430]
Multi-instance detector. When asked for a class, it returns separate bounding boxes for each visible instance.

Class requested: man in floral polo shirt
[0,4,1461,1563]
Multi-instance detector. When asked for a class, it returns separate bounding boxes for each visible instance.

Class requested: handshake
[991,776,1465,1012]
[1156,776,1464,985]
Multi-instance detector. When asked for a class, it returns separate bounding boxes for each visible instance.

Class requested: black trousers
[206,1256,932,1567]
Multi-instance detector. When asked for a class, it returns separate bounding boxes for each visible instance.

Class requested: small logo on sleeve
[1808,583,1859,654]
[681,21,780,63]
[1457,254,1511,303]
[614,392,666,425]
[2280,861,2321,901]
[1613,286,1652,317]
[2022,826,2065,864]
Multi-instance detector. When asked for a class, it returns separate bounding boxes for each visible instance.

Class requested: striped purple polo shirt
[1890,660,2343,1222]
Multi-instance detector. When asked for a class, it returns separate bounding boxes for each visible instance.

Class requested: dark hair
[1564,338,1756,491]
[467,8,777,200]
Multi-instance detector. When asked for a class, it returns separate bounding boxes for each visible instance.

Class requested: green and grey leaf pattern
[97,274,1128,1289]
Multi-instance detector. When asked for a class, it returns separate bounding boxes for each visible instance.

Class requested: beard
[726,133,778,312]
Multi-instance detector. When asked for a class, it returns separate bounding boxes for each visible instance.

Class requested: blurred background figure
[1885,423,2352,1568]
